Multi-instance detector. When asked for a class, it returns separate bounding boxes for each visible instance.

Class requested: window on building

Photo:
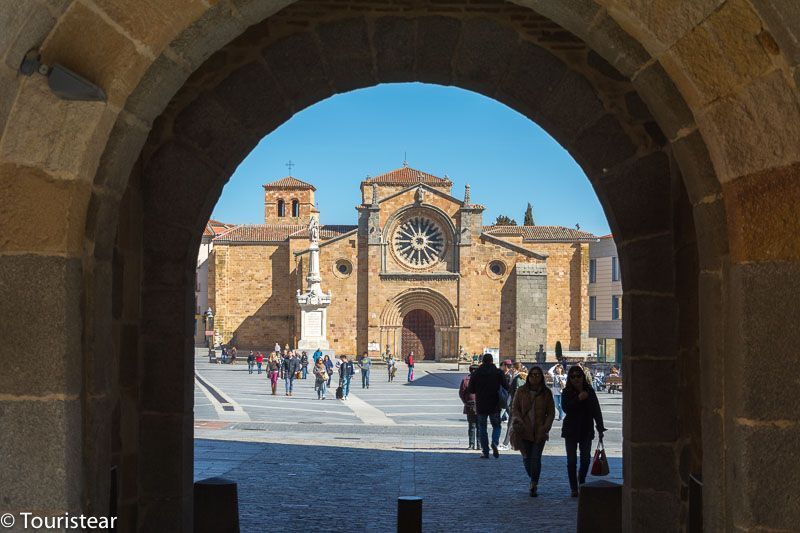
[612,295,620,320]
[611,256,619,281]
[597,338,606,362]
[589,296,596,320]
[615,338,623,364]
[277,199,285,217]
[291,199,299,217]
[589,259,596,283]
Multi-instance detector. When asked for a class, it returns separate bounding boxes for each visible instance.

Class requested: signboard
[483,348,500,366]
[367,342,380,352]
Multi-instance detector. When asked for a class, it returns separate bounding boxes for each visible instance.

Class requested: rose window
[393,216,445,267]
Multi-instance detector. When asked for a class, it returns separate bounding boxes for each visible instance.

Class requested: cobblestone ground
[194,353,623,532]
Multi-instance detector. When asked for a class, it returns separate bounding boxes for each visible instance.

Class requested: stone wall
[210,243,295,348]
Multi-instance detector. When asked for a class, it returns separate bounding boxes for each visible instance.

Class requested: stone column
[515,263,548,361]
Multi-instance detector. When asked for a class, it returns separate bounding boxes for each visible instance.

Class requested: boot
[529,482,537,497]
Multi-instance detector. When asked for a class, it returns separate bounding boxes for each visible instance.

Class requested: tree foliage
[494,214,517,226]
[524,203,535,225]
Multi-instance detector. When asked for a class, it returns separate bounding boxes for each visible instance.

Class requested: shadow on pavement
[194,438,622,532]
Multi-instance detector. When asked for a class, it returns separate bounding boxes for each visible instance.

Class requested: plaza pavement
[194,352,623,532]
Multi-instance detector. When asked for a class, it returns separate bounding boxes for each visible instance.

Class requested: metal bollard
[194,477,240,533]
[397,496,422,533]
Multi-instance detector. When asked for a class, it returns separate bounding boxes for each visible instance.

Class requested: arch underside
[6,0,799,531]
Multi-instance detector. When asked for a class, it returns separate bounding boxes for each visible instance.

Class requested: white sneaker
[498,444,510,451]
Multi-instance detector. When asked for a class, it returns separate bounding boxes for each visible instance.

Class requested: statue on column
[309,217,320,244]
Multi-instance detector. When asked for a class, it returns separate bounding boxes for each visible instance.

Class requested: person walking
[500,362,526,450]
[323,355,334,387]
[314,358,328,400]
[549,365,567,421]
[283,352,300,396]
[247,351,255,374]
[467,353,508,459]
[406,351,415,382]
[300,351,309,380]
[255,352,264,374]
[313,348,323,365]
[274,341,281,355]
[562,365,606,497]
[386,353,396,382]
[267,353,280,395]
[338,355,354,400]
[497,359,514,450]
[511,366,555,497]
[359,351,372,389]
[458,364,479,450]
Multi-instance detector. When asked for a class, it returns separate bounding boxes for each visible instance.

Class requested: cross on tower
[285,160,295,174]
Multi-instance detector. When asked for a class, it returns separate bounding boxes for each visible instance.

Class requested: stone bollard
[397,496,422,533]
[194,477,240,533]
[576,480,622,533]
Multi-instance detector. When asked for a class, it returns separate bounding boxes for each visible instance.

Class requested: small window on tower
[277,199,285,217]
[291,199,299,217]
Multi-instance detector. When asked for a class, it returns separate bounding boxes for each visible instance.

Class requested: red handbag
[591,440,610,476]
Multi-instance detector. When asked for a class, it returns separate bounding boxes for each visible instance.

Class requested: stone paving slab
[194,438,623,532]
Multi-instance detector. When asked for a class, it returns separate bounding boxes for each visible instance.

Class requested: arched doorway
[402,309,435,360]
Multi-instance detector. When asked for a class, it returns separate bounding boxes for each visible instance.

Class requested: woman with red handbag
[561,365,606,497]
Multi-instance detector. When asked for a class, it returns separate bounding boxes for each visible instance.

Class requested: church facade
[208,166,596,361]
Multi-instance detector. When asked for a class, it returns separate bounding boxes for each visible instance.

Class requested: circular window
[488,260,507,278]
[334,259,353,278]
[392,216,446,268]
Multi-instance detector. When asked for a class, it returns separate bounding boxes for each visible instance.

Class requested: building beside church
[208,165,597,361]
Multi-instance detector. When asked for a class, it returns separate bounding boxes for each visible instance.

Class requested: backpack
[347,361,355,377]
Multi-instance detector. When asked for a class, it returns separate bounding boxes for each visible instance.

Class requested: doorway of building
[402,309,435,360]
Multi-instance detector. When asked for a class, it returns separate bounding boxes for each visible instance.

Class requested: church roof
[203,219,235,237]
[483,225,598,242]
[213,224,357,243]
[263,176,316,190]
[362,166,452,187]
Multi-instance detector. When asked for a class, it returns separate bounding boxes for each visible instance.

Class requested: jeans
[502,414,513,446]
[256,362,262,374]
[554,394,563,420]
[302,366,308,379]
[522,440,546,485]
[476,412,502,455]
[284,376,295,394]
[565,437,593,490]
[327,372,332,387]
[467,414,477,448]
[407,367,414,382]
[316,379,327,398]
[341,376,351,398]
[362,369,370,388]
[247,362,254,374]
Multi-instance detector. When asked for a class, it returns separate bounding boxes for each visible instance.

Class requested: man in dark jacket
[282,352,300,396]
[467,353,509,458]
[338,355,355,400]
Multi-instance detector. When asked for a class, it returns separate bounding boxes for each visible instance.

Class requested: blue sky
[211,83,610,236]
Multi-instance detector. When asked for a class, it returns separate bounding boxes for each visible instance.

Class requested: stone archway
[2,1,799,531]
[379,287,460,362]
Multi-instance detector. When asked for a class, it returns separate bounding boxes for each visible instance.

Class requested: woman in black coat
[561,365,606,497]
